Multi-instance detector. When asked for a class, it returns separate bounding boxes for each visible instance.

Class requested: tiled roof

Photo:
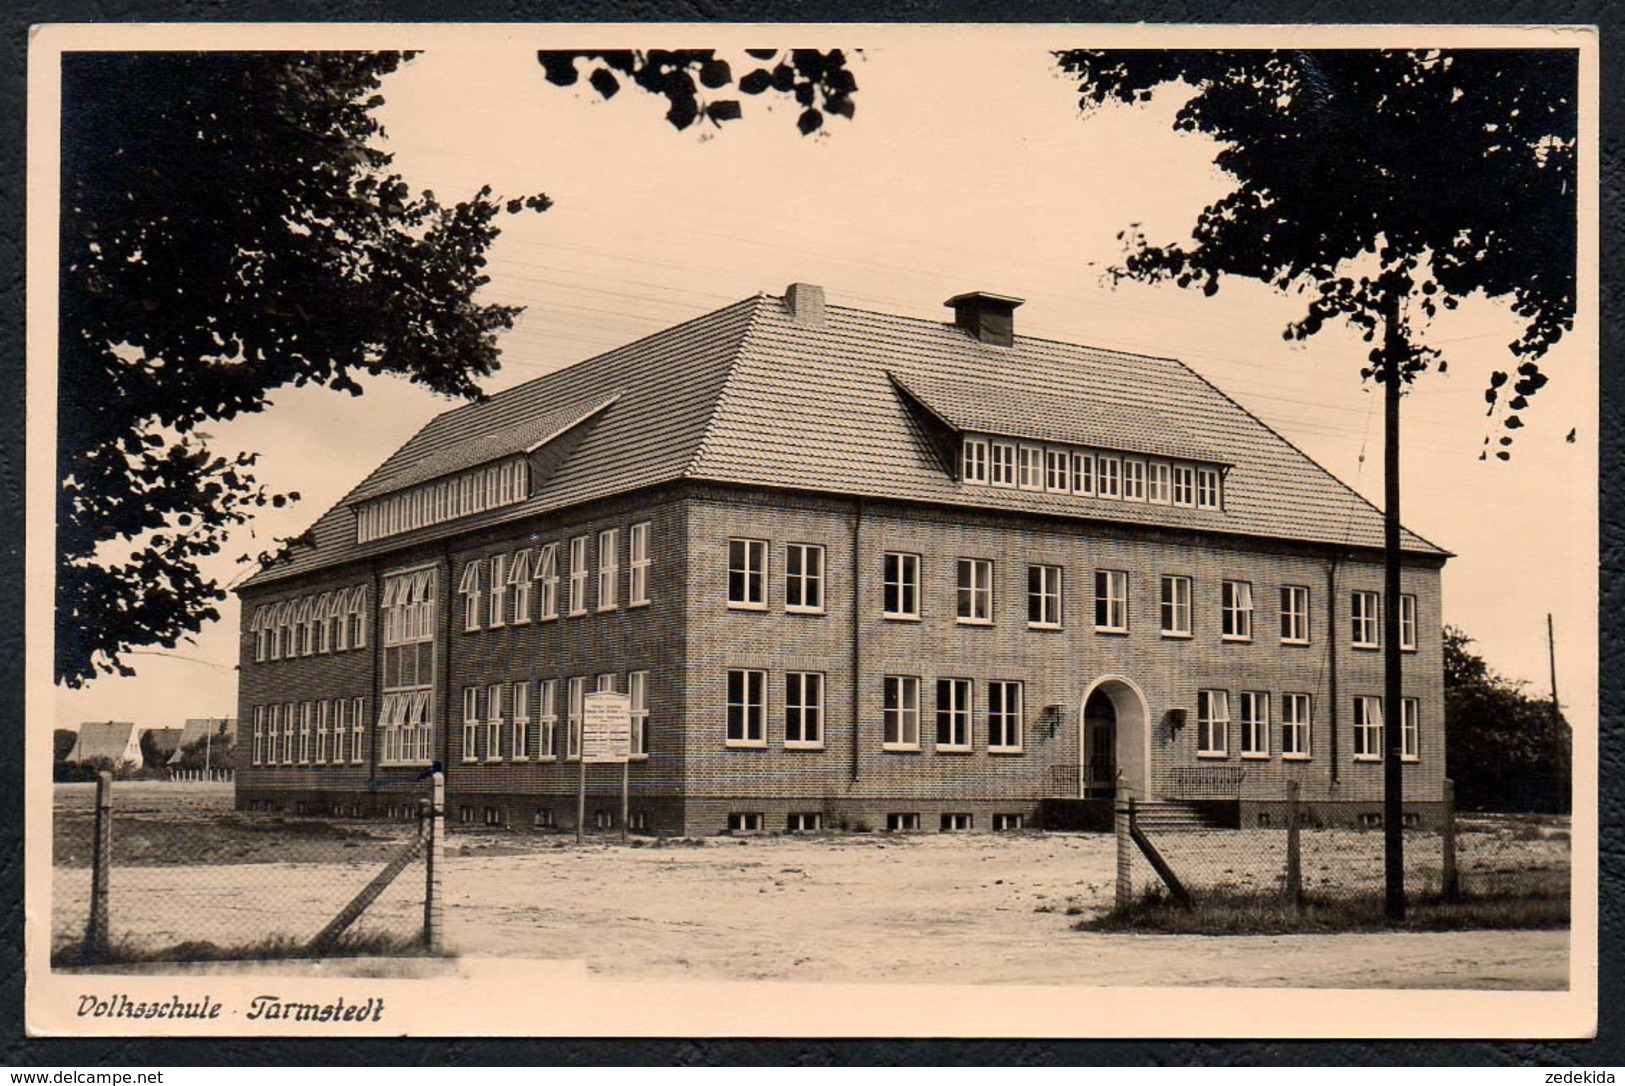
[242,291,1444,588]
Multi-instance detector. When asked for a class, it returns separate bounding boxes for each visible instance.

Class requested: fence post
[1441,778,1459,901]
[84,771,112,960]
[423,771,444,952]
[1114,797,1133,909]
[1285,779,1303,911]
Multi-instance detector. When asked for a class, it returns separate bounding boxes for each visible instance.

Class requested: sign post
[582,692,633,843]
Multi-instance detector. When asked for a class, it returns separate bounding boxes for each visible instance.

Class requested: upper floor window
[1097,456,1121,499]
[316,592,334,653]
[597,529,620,611]
[1071,451,1095,495]
[1122,459,1146,501]
[1045,449,1070,492]
[1017,445,1044,491]
[785,543,825,613]
[728,538,768,609]
[489,553,510,627]
[629,522,652,606]
[1196,467,1223,509]
[1281,585,1311,644]
[509,548,532,623]
[348,586,369,649]
[567,535,590,616]
[1197,689,1229,757]
[956,558,993,624]
[990,441,1017,487]
[1147,461,1171,504]
[459,560,483,633]
[1399,593,1417,652]
[1094,570,1129,632]
[1160,575,1192,637]
[987,680,1023,752]
[1221,580,1254,641]
[961,437,989,483]
[355,457,528,544]
[1172,465,1196,507]
[1351,591,1381,649]
[536,543,560,620]
[1353,695,1384,760]
[383,569,435,647]
[1027,564,1062,628]
[883,552,920,619]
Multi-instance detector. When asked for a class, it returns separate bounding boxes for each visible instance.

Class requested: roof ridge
[680,293,774,480]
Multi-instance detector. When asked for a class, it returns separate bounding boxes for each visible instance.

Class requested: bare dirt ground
[50,782,1570,989]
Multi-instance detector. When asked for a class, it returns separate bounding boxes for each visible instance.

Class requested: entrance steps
[1132,799,1238,833]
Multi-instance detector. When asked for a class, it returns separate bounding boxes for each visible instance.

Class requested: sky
[48,32,1596,737]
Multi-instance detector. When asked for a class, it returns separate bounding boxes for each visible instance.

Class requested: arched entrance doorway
[1079,676,1150,800]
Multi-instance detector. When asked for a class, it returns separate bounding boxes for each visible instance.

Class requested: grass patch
[1077,886,1570,935]
[52,930,442,969]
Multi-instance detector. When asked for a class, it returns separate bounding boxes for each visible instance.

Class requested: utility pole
[1547,614,1561,725]
[1382,290,1407,923]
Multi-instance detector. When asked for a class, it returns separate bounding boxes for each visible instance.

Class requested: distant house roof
[163,718,237,763]
[242,290,1445,589]
[143,728,185,758]
[67,722,143,768]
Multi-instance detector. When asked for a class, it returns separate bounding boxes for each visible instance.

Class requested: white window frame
[1282,693,1312,759]
[883,675,921,751]
[882,552,921,620]
[1196,467,1223,509]
[566,677,585,760]
[349,586,368,649]
[331,699,347,765]
[597,528,619,611]
[1094,569,1129,633]
[535,679,558,761]
[627,670,648,758]
[989,441,1017,488]
[295,598,314,656]
[961,437,989,484]
[568,535,590,616]
[316,592,333,653]
[461,686,480,764]
[298,702,314,764]
[629,522,652,607]
[726,668,767,748]
[1160,575,1192,638]
[1401,697,1420,761]
[1044,448,1070,492]
[1122,458,1146,501]
[1352,591,1381,649]
[1097,455,1121,498]
[785,543,826,614]
[253,607,271,662]
[727,538,768,610]
[489,552,509,627]
[1172,464,1196,507]
[511,680,530,762]
[935,678,972,752]
[1354,695,1384,760]
[265,705,279,764]
[987,680,1023,753]
[1027,564,1063,628]
[1221,580,1254,642]
[1399,593,1418,652]
[1015,445,1043,490]
[485,683,504,762]
[956,557,994,624]
[351,696,365,763]
[460,560,483,633]
[282,704,295,765]
[1239,691,1270,759]
[1071,451,1095,495]
[316,699,330,764]
[1147,460,1171,504]
[785,671,825,749]
[252,706,265,766]
[1281,585,1311,644]
[1197,689,1230,757]
[509,548,532,624]
[536,543,560,621]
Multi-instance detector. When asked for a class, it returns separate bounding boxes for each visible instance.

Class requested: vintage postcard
[25,22,1598,1038]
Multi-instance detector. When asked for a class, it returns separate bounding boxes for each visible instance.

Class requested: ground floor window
[1197,689,1229,756]
[940,812,973,832]
[886,812,920,832]
[1353,696,1384,760]
[1239,691,1269,758]
[1281,693,1311,758]
[1401,697,1420,761]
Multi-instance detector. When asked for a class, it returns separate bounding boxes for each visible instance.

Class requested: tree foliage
[537,49,858,136]
[1444,627,1570,813]
[53,729,79,764]
[57,52,551,687]
[1055,49,1576,435]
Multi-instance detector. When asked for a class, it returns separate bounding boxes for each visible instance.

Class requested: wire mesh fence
[52,775,442,964]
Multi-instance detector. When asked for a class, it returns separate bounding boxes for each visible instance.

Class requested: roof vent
[785,282,825,326]
[945,291,1024,347]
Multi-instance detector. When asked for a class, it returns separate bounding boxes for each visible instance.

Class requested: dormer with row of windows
[354,458,530,544]
[958,434,1225,510]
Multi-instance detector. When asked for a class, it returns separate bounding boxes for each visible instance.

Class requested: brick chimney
[945,291,1024,347]
[784,282,825,326]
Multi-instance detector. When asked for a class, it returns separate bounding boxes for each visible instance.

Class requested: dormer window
[1017,446,1044,491]
[961,437,988,484]
[956,434,1224,514]
[989,441,1017,487]
[1197,467,1223,509]
[355,457,529,544]
[1097,456,1121,498]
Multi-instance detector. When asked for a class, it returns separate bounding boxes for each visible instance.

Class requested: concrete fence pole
[1285,779,1303,911]
[84,771,113,960]
[423,771,445,952]
[1441,778,1459,902]
[1114,797,1133,910]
